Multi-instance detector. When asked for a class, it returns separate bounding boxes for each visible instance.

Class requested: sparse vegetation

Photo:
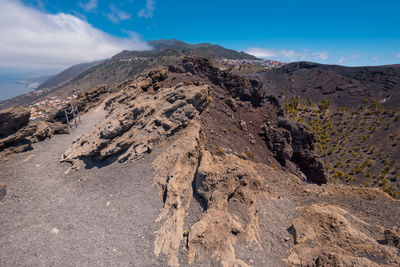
[246,150,255,159]
[284,97,400,198]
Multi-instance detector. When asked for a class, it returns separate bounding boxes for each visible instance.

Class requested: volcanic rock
[60,67,210,170]
[0,120,69,161]
[384,227,400,248]
[0,105,30,138]
[0,183,6,200]
[260,123,293,164]
[285,203,400,266]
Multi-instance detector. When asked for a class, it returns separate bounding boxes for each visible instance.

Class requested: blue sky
[1,0,400,69]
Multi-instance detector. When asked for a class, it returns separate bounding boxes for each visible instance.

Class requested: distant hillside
[37,61,103,90]
[0,61,103,109]
[113,39,257,61]
[0,39,258,108]
[258,61,400,107]
[149,39,257,59]
[256,61,400,197]
[38,40,258,98]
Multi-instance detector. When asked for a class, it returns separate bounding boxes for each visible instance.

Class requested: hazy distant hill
[113,39,257,61]
[148,39,257,59]
[37,61,103,90]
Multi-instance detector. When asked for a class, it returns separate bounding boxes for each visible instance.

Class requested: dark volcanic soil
[0,105,167,266]
[257,62,400,108]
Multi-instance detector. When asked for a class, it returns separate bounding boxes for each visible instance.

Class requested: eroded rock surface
[60,70,210,170]
[0,105,31,138]
[285,203,400,266]
[55,58,400,266]
[0,117,69,161]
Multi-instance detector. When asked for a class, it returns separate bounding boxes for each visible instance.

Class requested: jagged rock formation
[259,119,327,183]
[0,106,31,138]
[0,120,69,161]
[60,69,210,170]
[56,58,400,266]
[2,57,398,266]
[0,106,69,161]
[285,203,400,266]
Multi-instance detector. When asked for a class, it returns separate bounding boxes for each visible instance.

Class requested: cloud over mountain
[245,47,329,62]
[0,0,150,69]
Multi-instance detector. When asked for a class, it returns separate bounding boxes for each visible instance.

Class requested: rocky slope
[254,62,400,197]
[1,58,399,266]
[258,61,400,108]
[42,58,400,266]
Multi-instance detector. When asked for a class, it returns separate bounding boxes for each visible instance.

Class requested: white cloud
[79,0,98,12]
[311,51,329,60]
[336,54,360,64]
[245,47,329,62]
[244,48,278,58]
[372,56,379,61]
[0,0,150,69]
[396,53,400,58]
[337,57,346,64]
[107,4,131,24]
[138,0,156,18]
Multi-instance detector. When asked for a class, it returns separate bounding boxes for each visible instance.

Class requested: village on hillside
[216,58,285,70]
[29,95,77,120]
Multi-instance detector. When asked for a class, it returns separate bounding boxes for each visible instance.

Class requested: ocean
[0,80,36,101]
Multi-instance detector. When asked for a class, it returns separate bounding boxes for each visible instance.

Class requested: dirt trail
[0,105,166,266]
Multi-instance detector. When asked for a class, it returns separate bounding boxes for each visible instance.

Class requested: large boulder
[260,117,327,183]
[0,121,69,161]
[260,123,293,164]
[0,106,30,138]
[384,226,400,248]
[278,117,327,183]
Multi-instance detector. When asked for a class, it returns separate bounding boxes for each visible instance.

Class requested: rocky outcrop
[260,122,293,164]
[60,68,210,170]
[169,57,265,105]
[0,119,69,161]
[260,117,327,183]
[384,227,400,248]
[56,58,399,267]
[0,104,69,161]
[0,106,31,138]
[277,118,327,183]
[188,151,267,266]
[277,118,326,183]
[284,203,400,266]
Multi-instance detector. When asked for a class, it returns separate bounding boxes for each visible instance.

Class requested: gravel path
[0,106,166,266]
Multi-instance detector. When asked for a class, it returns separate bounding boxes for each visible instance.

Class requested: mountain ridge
[0,39,257,109]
